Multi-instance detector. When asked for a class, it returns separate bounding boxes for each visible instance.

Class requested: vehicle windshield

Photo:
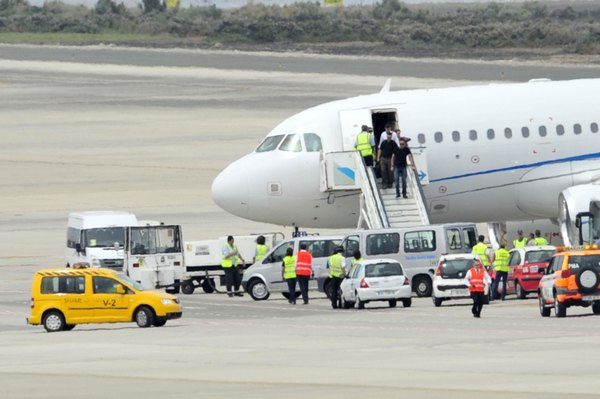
[365,262,403,278]
[524,250,554,263]
[568,255,600,271]
[117,273,146,291]
[440,258,475,279]
[82,227,125,248]
[256,135,285,152]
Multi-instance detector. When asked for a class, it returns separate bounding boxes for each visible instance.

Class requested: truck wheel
[516,281,527,299]
[135,306,154,328]
[414,276,432,297]
[388,299,397,308]
[43,310,65,332]
[432,296,443,307]
[592,302,600,315]
[554,292,566,318]
[402,298,412,308]
[181,280,195,295]
[152,320,167,327]
[202,279,215,294]
[248,278,270,301]
[539,294,551,317]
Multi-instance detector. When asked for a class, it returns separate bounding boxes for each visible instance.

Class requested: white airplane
[211,78,600,245]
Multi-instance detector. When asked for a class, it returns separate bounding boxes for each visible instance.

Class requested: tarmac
[1,45,600,398]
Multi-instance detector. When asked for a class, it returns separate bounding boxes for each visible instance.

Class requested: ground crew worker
[491,244,510,301]
[253,235,269,264]
[295,243,313,305]
[221,235,246,297]
[328,246,347,309]
[513,230,528,249]
[351,249,363,268]
[281,247,297,305]
[465,259,492,318]
[354,124,375,166]
[472,235,491,270]
[534,229,548,245]
[526,232,536,246]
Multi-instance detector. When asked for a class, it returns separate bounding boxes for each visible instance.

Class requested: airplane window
[418,133,426,144]
[487,129,495,140]
[591,123,599,133]
[256,135,285,153]
[434,132,443,143]
[539,126,547,137]
[279,134,302,152]
[521,127,530,138]
[303,133,322,152]
[504,128,512,139]
[556,124,565,135]
[574,124,582,135]
[452,131,460,142]
[469,129,477,141]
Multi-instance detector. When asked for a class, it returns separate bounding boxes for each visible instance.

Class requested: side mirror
[75,243,83,254]
[116,285,126,294]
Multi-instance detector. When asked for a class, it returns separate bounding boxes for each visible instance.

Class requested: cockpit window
[303,133,322,152]
[279,134,302,152]
[256,135,285,152]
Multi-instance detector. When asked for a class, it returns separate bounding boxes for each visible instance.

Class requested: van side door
[91,276,131,322]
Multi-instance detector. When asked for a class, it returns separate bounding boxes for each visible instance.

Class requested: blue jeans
[492,270,508,300]
[286,278,297,303]
[394,166,407,196]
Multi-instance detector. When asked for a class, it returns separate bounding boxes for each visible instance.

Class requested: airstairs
[320,151,430,230]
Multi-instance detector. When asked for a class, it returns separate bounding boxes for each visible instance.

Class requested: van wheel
[402,298,412,308]
[592,303,600,315]
[433,296,443,307]
[414,276,432,297]
[135,306,154,328]
[153,320,167,327]
[43,310,65,332]
[202,279,215,294]
[248,278,270,301]
[388,299,397,308]
[539,294,550,317]
[181,280,195,295]
[554,293,566,318]
[516,281,527,299]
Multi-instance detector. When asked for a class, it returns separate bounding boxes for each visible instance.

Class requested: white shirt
[378,131,400,148]
[465,267,492,288]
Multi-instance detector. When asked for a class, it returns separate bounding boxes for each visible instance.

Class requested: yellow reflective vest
[221,243,238,268]
[329,253,345,278]
[355,132,373,157]
[494,248,510,272]
[472,242,490,267]
[513,237,527,249]
[255,244,268,262]
[534,237,548,245]
[282,255,296,279]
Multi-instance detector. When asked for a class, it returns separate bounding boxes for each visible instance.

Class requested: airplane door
[339,109,372,151]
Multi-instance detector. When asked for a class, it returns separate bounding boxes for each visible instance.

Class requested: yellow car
[27,268,182,332]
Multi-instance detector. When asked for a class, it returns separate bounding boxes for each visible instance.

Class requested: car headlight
[90,257,101,267]
[161,298,173,305]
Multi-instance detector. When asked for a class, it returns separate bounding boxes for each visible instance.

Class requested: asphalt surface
[2,45,600,398]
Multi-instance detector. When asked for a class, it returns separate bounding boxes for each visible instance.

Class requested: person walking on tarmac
[466,259,492,318]
[328,246,347,309]
[281,247,297,305]
[253,235,269,264]
[221,236,246,297]
[491,243,510,301]
[513,230,528,249]
[472,235,491,270]
[534,229,549,245]
[354,125,376,167]
[295,243,313,304]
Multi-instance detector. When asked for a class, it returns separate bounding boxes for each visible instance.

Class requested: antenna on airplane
[379,78,392,94]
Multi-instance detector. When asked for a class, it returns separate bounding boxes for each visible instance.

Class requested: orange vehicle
[538,246,600,317]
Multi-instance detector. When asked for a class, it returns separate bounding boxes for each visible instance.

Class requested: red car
[489,246,555,299]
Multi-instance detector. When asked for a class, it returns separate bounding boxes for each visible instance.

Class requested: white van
[66,211,138,270]
[241,235,343,300]
[337,223,478,297]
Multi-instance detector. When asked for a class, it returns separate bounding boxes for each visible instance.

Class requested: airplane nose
[211,160,250,218]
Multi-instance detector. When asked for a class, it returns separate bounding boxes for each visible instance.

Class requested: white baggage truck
[180,233,282,295]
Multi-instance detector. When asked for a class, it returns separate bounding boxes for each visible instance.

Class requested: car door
[506,250,521,294]
[341,263,358,300]
[92,276,132,322]
[263,241,294,292]
[347,263,363,301]
[540,256,562,303]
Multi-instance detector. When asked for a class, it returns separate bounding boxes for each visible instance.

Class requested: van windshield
[117,273,146,291]
[83,227,125,248]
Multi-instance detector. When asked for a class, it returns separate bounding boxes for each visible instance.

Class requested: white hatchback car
[339,259,411,309]
[432,253,490,307]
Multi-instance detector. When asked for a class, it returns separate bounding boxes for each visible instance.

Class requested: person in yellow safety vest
[281,247,297,305]
[491,244,511,301]
[253,235,269,264]
[221,235,246,297]
[351,249,363,268]
[354,124,376,167]
[513,229,528,249]
[328,246,347,309]
[534,229,549,245]
[471,235,491,270]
